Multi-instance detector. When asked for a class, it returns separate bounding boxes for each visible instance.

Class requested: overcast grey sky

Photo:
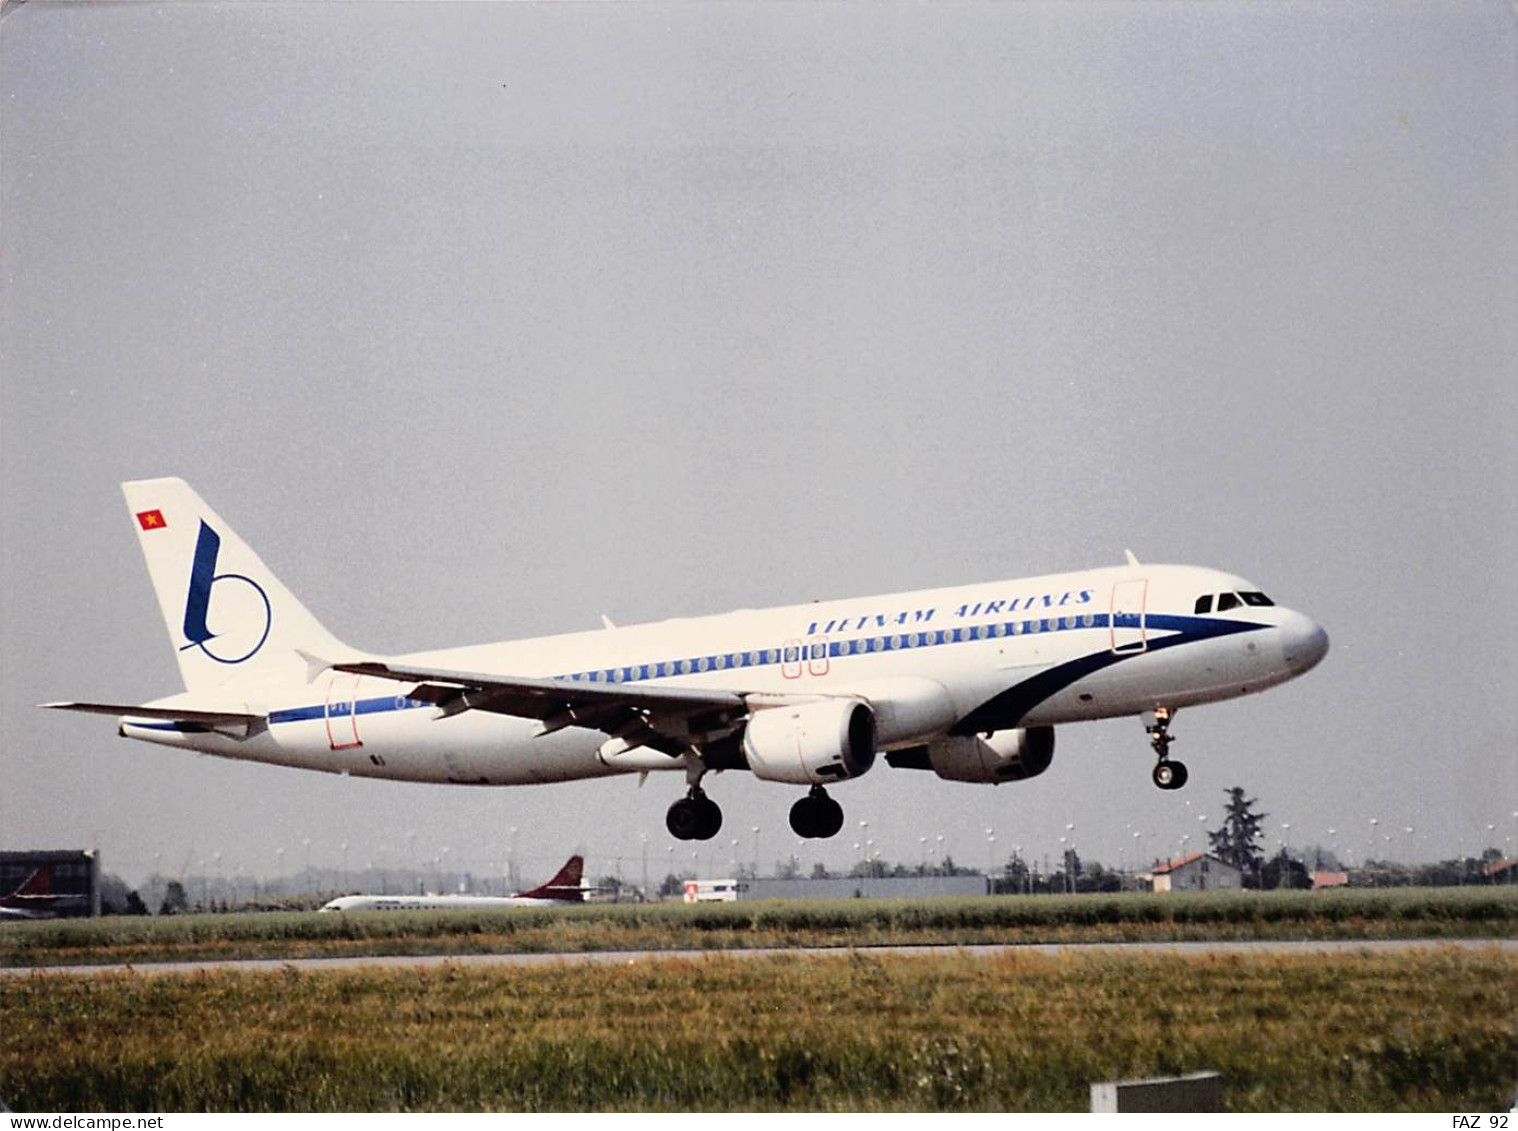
[3,2,1514,888]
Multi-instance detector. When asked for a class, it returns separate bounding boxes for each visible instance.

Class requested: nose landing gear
[789,785,845,839]
[1145,707,1189,790]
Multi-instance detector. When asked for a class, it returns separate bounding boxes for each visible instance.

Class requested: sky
[2,1,1515,891]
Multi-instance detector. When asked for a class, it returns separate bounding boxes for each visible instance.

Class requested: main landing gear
[789,785,845,839]
[1145,707,1189,791]
[667,786,723,841]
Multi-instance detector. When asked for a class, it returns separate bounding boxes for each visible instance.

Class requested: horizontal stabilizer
[40,702,263,733]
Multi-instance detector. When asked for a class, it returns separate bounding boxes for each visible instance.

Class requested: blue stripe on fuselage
[246,612,1266,729]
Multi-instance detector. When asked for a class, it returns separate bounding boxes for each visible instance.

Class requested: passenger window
[1194,595,1213,614]
[1216,593,1240,612]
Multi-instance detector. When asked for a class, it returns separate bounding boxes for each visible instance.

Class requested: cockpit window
[1194,595,1213,614]
[1239,591,1275,607]
[1216,592,1240,612]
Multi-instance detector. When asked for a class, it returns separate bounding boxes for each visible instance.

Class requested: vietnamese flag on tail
[136,509,167,531]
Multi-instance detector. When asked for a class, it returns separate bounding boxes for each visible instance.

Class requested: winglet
[601,614,616,630]
[1124,549,1141,567]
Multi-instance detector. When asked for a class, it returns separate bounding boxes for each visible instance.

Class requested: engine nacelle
[742,699,876,785]
[926,727,1055,784]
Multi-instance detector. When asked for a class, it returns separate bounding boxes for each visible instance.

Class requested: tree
[998,853,1031,895]
[159,880,189,916]
[1261,848,1312,890]
[1208,787,1267,884]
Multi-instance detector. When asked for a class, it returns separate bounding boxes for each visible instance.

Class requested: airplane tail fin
[515,855,586,902]
[2,864,52,903]
[121,478,350,695]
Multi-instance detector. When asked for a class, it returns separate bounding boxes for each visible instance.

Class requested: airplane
[44,478,1329,843]
[319,854,586,912]
[0,864,71,921]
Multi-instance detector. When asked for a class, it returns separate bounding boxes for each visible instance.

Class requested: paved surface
[4,937,1513,978]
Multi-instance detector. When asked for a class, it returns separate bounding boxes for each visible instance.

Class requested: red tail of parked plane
[0,864,60,920]
[513,854,584,902]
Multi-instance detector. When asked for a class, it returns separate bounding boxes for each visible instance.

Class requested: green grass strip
[3,887,1514,968]
[2,948,1513,1111]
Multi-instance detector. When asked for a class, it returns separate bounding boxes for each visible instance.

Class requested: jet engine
[924,727,1055,784]
[741,699,876,785]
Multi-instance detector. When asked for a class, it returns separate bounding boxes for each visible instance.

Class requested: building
[1311,871,1349,890]
[1146,852,1242,893]
[684,874,990,902]
[1482,858,1514,884]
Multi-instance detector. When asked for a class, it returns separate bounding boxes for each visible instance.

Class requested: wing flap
[334,660,747,754]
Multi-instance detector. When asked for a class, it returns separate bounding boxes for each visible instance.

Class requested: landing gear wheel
[789,786,846,839]
[815,796,844,838]
[694,795,722,840]
[1152,759,1189,791]
[1144,707,1186,790]
[667,790,723,840]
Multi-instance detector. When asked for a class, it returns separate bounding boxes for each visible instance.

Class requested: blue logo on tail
[181,521,271,664]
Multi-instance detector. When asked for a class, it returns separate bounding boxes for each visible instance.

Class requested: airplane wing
[333,661,750,757]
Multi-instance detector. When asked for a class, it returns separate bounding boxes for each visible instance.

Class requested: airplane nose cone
[1281,613,1329,676]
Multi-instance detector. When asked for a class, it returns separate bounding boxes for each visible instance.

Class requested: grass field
[2,887,1514,968]
[2,947,1513,1111]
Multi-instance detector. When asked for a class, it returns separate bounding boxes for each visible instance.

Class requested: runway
[4,937,1513,978]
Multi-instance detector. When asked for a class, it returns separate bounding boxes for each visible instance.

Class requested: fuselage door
[1110,579,1149,655]
[324,672,364,750]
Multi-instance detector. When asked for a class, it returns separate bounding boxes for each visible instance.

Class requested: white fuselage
[123,563,1328,787]
[318,893,574,912]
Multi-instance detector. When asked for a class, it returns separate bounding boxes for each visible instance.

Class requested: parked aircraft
[0,865,74,921]
[45,479,1328,842]
[319,854,585,912]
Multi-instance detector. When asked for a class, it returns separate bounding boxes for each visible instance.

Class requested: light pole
[1368,818,1379,885]
[752,826,761,877]
[509,827,519,890]
[1066,824,1076,893]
